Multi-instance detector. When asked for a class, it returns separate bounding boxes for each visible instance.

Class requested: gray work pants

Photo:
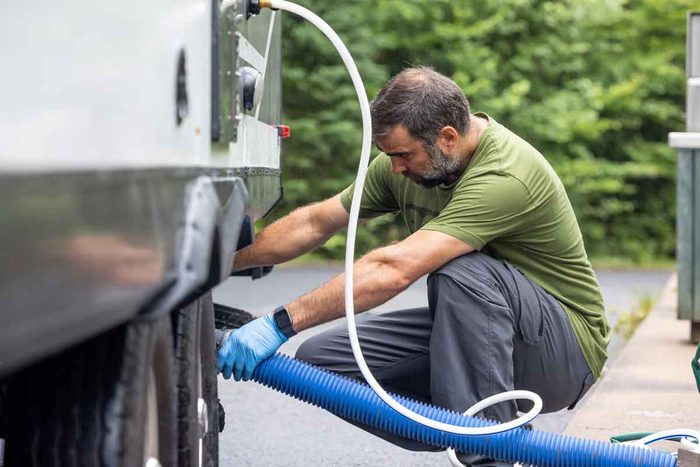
[295,252,595,465]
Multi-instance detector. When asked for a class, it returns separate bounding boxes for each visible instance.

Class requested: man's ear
[437,126,459,153]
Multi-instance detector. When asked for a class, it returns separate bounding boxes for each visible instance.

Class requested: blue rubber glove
[216,314,288,381]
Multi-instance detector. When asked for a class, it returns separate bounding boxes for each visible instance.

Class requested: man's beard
[405,144,464,188]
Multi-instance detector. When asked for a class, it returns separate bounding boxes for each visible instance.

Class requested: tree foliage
[276,0,692,262]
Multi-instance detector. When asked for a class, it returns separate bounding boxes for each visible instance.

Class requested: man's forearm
[285,247,411,332]
[233,202,339,270]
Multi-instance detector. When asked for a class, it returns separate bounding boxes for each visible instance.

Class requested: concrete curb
[564,273,700,441]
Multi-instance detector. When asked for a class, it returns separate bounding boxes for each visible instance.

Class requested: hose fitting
[247,0,262,16]
[246,0,273,17]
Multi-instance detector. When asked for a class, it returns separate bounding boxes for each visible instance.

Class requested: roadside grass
[614,292,657,341]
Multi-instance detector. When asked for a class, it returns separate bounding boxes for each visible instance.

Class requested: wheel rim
[196,308,208,467]
[197,397,208,466]
[145,367,160,466]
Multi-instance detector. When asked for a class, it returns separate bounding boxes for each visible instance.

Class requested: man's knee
[294,333,325,365]
[430,251,499,280]
[428,252,508,311]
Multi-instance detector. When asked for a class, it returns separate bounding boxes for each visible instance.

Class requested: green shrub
[272,0,690,263]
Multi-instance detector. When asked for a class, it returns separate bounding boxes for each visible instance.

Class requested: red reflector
[277,124,291,139]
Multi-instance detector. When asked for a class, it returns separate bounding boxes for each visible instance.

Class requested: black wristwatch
[273,305,297,338]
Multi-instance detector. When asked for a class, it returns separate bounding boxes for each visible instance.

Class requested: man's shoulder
[489,119,548,166]
[369,153,394,179]
[471,118,560,188]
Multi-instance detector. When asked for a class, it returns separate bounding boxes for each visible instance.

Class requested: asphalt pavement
[213,265,672,466]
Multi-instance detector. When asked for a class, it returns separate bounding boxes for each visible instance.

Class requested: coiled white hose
[267,0,543,440]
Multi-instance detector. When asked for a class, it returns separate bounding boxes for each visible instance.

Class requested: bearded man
[217,66,609,466]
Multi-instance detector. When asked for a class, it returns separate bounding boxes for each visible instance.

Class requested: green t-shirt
[340,114,609,378]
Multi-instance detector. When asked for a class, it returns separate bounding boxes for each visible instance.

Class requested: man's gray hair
[370,66,471,146]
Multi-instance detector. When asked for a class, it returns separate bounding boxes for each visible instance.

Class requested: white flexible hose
[633,429,700,452]
[267,0,543,438]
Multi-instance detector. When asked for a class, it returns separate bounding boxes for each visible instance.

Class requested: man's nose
[390,157,406,175]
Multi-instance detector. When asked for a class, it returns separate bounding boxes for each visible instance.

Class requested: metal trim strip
[236,32,266,72]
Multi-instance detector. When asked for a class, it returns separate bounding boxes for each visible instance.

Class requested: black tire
[3,315,177,467]
[172,292,218,467]
[213,303,253,330]
[199,294,219,466]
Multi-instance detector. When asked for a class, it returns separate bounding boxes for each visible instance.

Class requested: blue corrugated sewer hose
[251,353,676,467]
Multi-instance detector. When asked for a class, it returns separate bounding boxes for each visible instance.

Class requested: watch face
[275,307,296,337]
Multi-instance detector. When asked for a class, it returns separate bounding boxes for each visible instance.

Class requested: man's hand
[233,194,349,271]
[216,314,288,381]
